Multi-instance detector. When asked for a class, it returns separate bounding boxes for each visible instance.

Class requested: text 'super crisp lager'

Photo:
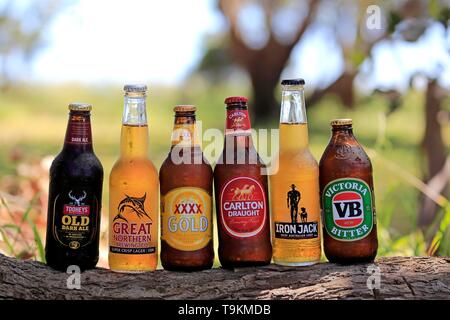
[270,79,321,266]
[108,84,159,272]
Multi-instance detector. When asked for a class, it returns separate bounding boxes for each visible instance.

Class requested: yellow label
[161,187,212,251]
[171,124,200,147]
[270,147,322,264]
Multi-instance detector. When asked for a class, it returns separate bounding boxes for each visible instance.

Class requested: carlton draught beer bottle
[45,103,104,271]
[160,106,214,271]
[270,79,321,266]
[319,119,378,263]
[109,84,159,272]
[214,96,272,268]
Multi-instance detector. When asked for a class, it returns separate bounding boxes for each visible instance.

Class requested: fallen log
[0,254,449,299]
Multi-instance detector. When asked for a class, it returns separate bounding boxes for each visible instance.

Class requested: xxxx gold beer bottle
[159,106,214,271]
[270,79,321,266]
[109,84,159,272]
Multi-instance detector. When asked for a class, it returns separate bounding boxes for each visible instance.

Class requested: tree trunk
[249,69,280,125]
[1,253,449,299]
[419,79,448,229]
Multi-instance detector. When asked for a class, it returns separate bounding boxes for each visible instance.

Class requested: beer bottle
[319,119,378,263]
[214,96,272,268]
[45,103,104,271]
[109,84,159,272]
[270,79,321,266]
[159,105,214,271]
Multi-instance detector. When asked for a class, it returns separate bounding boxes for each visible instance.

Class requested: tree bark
[1,253,449,299]
[419,79,448,229]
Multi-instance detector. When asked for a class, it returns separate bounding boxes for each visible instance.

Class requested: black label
[274,222,319,239]
[52,188,99,249]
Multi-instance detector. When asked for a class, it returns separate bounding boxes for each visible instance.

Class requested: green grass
[0,83,449,264]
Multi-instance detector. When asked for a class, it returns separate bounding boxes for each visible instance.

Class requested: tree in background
[0,0,68,88]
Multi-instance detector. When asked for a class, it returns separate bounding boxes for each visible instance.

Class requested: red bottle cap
[224,96,248,105]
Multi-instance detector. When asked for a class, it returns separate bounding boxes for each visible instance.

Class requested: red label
[332,191,364,228]
[63,205,90,216]
[220,177,267,238]
[226,109,251,132]
[65,115,92,145]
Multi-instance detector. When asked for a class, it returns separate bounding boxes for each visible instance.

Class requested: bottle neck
[224,105,253,148]
[120,95,149,158]
[63,111,93,153]
[279,85,309,150]
[171,113,200,148]
[331,125,355,144]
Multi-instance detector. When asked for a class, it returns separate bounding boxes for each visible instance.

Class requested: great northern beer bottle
[45,103,104,271]
[319,119,378,263]
[160,105,214,271]
[270,79,321,266]
[214,96,272,268]
[109,84,159,272]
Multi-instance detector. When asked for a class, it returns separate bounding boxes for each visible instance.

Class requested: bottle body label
[270,174,321,264]
[52,188,99,250]
[109,193,156,254]
[219,177,267,238]
[161,187,212,251]
[322,178,374,241]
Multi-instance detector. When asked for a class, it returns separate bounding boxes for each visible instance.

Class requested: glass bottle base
[273,260,319,267]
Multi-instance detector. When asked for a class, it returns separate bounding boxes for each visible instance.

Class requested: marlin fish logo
[113,193,151,223]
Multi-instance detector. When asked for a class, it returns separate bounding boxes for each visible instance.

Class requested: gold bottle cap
[331,118,352,126]
[174,105,196,112]
[68,102,92,111]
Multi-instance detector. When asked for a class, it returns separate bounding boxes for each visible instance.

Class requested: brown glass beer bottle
[159,105,214,271]
[319,119,378,263]
[214,96,272,268]
[45,103,104,271]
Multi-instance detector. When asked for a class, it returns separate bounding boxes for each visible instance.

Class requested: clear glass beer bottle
[109,85,159,272]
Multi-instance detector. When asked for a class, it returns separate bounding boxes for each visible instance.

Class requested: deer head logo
[68,191,87,206]
[113,193,151,223]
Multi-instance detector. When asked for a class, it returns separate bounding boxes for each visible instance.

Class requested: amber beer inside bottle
[270,79,321,266]
[109,85,159,272]
[319,119,378,263]
[159,105,214,271]
[45,103,104,271]
[214,96,272,268]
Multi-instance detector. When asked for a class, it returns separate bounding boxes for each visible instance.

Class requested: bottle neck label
[65,113,92,146]
[171,123,199,147]
[226,109,251,134]
[322,178,374,241]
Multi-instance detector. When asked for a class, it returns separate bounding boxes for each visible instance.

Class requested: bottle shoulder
[110,157,158,178]
[50,151,104,179]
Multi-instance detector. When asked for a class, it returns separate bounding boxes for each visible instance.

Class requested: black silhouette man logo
[287,184,308,223]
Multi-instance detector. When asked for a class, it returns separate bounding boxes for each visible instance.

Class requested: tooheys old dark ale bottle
[319,119,378,263]
[45,103,104,271]
[160,105,214,271]
[214,96,272,268]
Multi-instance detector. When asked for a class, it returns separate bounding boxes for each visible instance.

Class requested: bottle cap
[174,105,196,112]
[281,78,305,86]
[68,102,92,111]
[331,119,352,126]
[224,96,248,105]
[123,84,148,93]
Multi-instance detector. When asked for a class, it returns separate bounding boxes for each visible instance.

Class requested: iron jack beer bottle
[45,103,104,271]
[270,79,321,266]
[159,105,214,271]
[214,96,272,268]
[319,119,378,263]
[109,84,159,272]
